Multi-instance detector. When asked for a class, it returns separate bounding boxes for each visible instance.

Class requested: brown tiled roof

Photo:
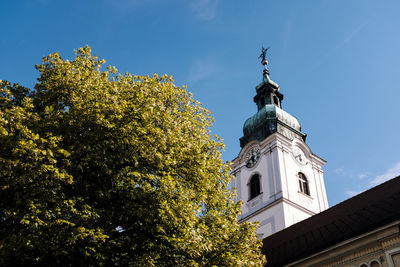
[262,175,400,267]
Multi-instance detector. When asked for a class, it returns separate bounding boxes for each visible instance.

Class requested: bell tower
[231,48,328,238]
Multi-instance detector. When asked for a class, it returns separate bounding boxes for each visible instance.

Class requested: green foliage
[0,46,264,266]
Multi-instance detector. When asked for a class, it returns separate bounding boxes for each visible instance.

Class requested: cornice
[286,220,400,267]
[239,196,316,223]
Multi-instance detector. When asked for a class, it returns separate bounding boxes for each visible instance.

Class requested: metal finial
[259,46,269,66]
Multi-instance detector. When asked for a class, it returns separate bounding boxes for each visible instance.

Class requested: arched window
[273,95,280,107]
[370,260,380,267]
[260,97,265,107]
[249,174,261,200]
[298,172,310,196]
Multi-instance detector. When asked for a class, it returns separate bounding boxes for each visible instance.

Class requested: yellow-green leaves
[0,47,264,266]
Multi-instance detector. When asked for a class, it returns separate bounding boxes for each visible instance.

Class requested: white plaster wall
[231,132,328,238]
[243,202,286,238]
[313,166,329,210]
[277,139,327,215]
[243,200,311,237]
[235,143,283,217]
[282,201,315,226]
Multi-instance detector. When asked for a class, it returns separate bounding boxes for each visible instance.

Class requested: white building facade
[231,56,328,238]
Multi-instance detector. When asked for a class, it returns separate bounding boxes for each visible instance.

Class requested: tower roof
[243,105,301,136]
[240,49,305,147]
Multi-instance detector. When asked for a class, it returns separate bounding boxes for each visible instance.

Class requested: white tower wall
[232,132,328,238]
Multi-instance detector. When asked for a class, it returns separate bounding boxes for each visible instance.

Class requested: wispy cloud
[358,174,367,179]
[103,0,152,10]
[345,162,400,199]
[187,58,221,83]
[334,167,345,175]
[341,19,369,45]
[190,0,219,21]
[25,0,51,7]
[371,162,400,186]
[282,19,293,52]
[309,18,371,72]
[345,190,362,197]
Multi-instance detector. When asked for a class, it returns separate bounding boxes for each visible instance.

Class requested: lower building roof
[262,175,400,267]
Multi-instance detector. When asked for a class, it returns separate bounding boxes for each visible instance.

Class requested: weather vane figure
[259,46,269,67]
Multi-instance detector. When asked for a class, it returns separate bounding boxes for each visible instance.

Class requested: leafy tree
[0,46,264,266]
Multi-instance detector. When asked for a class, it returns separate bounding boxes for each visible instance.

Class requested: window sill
[248,192,263,202]
[298,191,313,199]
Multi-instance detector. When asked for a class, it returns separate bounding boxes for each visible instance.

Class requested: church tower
[231,49,328,238]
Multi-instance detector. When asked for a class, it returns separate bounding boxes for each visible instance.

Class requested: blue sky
[1,0,400,206]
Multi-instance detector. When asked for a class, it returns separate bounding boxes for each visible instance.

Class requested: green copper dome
[240,104,303,147]
[243,104,300,135]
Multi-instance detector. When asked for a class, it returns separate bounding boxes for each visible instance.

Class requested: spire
[254,47,282,110]
[259,46,269,68]
[239,47,307,148]
[258,46,276,85]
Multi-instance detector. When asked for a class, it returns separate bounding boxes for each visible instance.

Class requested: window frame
[298,172,310,196]
[248,174,261,201]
